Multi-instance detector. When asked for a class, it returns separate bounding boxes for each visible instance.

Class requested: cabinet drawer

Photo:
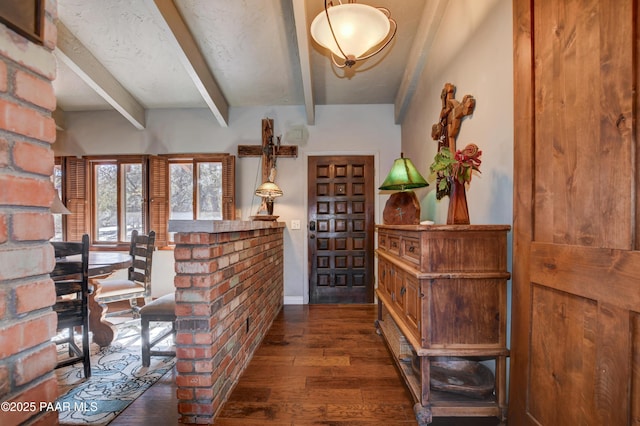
[388,236,401,255]
[378,232,388,251]
[402,237,421,265]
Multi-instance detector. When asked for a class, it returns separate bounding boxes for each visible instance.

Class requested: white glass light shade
[310,3,390,60]
[255,182,283,199]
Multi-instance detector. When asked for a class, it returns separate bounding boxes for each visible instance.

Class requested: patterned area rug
[55,321,175,425]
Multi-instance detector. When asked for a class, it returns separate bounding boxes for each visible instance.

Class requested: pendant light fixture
[310,0,397,68]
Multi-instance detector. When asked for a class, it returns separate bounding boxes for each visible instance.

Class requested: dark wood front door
[308,156,374,304]
[510,1,639,425]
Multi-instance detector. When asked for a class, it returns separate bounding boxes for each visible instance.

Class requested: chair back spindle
[51,234,91,378]
[95,230,156,317]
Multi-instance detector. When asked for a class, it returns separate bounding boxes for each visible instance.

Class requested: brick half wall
[171,222,285,424]
[0,1,61,425]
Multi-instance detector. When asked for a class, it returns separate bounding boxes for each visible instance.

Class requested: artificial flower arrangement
[429,143,482,200]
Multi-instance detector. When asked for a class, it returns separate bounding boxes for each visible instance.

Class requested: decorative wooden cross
[431,83,476,153]
[237,118,298,183]
[430,83,476,200]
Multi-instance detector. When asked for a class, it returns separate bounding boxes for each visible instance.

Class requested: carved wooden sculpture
[431,83,476,200]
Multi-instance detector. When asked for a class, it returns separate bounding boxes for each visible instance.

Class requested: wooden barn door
[509,1,640,425]
[308,155,374,304]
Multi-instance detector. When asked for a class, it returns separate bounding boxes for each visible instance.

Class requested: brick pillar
[171,221,285,424]
[0,2,61,425]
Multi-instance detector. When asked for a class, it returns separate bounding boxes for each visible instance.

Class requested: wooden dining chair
[96,230,156,317]
[51,234,91,378]
[140,292,176,367]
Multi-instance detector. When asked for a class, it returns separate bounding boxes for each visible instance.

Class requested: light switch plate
[291,220,301,230]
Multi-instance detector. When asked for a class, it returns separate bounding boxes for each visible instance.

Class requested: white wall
[402,0,513,226]
[399,0,514,385]
[54,104,401,302]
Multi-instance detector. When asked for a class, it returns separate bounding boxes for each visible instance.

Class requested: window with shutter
[64,157,88,242]
[165,153,236,243]
[55,154,235,247]
[86,156,145,245]
[148,155,168,248]
[223,155,236,220]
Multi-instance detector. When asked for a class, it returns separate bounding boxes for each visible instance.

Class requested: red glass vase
[447,178,470,225]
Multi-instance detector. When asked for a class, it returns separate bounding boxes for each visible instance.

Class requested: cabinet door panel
[404,273,421,339]
[378,258,392,300]
[430,279,503,346]
[394,266,405,311]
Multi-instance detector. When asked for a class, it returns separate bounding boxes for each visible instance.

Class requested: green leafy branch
[429,144,482,199]
[429,147,457,193]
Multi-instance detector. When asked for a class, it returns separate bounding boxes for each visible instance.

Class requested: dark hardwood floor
[112,304,501,425]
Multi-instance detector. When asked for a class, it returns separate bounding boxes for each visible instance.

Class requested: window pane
[123,163,143,240]
[169,163,194,220]
[52,165,63,241]
[198,162,222,220]
[96,164,118,241]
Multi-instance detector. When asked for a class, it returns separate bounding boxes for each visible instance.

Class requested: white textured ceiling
[53,0,438,127]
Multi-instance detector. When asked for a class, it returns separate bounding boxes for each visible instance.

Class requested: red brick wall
[173,226,284,424]
[0,1,60,425]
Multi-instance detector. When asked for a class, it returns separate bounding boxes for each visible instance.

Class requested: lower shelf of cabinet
[377,317,504,422]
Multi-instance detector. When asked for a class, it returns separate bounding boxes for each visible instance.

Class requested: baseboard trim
[284,296,304,305]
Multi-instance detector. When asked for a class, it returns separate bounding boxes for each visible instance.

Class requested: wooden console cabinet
[375,224,510,425]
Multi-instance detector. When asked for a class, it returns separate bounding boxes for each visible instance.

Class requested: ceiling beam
[394,0,448,124]
[146,0,229,127]
[55,22,147,130]
[292,0,315,125]
[52,107,66,131]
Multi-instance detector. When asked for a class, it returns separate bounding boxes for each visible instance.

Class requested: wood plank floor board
[216,401,417,425]
[292,355,351,367]
[109,367,180,425]
[114,304,501,425]
[304,376,401,389]
[323,347,390,357]
[257,345,325,357]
